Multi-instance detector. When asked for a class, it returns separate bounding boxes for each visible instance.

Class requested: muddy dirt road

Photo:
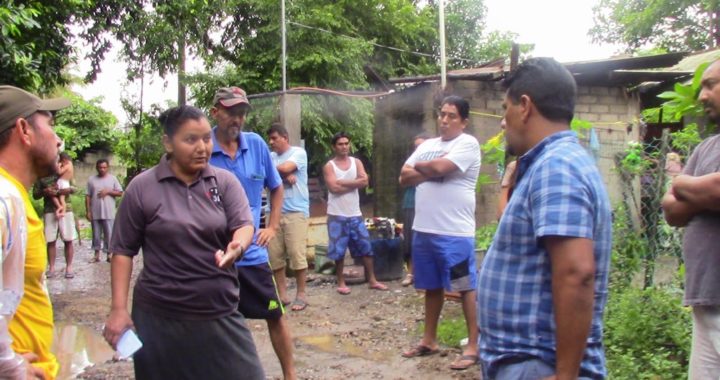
[48,241,479,380]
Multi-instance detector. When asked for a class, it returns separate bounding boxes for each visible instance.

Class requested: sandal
[336,286,351,295]
[402,345,439,358]
[369,282,389,291]
[401,274,414,287]
[64,272,75,279]
[449,354,479,370]
[290,299,308,311]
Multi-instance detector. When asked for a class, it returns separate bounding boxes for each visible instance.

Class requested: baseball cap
[0,86,70,132]
[213,87,252,108]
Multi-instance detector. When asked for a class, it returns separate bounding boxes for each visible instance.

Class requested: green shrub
[605,286,691,379]
[475,222,498,251]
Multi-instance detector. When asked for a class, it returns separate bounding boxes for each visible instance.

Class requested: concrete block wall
[575,86,641,206]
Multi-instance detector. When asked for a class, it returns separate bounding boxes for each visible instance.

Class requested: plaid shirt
[477,131,612,379]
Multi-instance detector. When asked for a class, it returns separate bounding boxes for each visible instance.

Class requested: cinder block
[590,87,610,95]
[590,104,610,113]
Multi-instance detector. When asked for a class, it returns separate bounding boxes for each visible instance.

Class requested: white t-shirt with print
[404,133,481,237]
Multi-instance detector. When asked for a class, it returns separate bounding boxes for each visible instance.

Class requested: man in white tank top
[323,132,387,295]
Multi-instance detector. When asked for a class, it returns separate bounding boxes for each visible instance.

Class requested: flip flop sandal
[369,283,389,291]
[64,272,75,279]
[336,286,351,295]
[402,345,439,358]
[449,354,479,370]
[290,299,308,311]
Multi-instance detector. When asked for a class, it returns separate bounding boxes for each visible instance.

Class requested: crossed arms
[398,156,459,187]
[323,158,369,195]
[662,173,720,226]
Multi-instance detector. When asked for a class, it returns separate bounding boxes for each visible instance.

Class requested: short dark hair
[96,158,109,167]
[331,131,350,145]
[268,122,289,138]
[0,125,14,150]
[503,57,577,123]
[440,95,470,120]
[59,152,71,162]
[158,105,207,138]
[0,111,51,151]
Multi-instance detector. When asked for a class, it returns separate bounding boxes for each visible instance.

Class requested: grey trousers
[91,219,113,253]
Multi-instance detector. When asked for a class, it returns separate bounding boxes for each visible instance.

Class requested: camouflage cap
[213,87,252,108]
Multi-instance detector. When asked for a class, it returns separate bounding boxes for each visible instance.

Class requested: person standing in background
[399,132,430,287]
[86,159,123,263]
[267,123,310,312]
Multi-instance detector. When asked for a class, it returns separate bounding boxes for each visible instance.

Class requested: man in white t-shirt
[399,95,481,371]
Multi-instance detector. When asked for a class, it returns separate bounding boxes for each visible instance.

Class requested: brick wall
[373,81,640,229]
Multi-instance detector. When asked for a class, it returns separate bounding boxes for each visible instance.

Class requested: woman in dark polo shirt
[102,105,264,379]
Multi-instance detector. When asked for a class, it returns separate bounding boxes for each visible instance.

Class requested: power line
[287,21,479,64]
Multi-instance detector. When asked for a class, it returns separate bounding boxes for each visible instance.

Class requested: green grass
[435,317,468,348]
[417,306,468,349]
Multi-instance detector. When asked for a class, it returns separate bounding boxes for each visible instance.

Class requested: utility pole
[282,0,287,92]
[439,0,447,90]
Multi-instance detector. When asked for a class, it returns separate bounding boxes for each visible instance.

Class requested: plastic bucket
[314,245,335,274]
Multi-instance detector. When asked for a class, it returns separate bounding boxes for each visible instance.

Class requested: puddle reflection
[52,323,115,379]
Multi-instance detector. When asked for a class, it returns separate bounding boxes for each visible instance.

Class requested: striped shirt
[477,131,612,379]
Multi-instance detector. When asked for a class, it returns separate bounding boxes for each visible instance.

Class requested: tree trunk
[178,38,186,106]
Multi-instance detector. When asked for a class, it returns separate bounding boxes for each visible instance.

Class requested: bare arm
[414,157,459,178]
[672,173,720,211]
[256,185,284,247]
[103,255,134,349]
[276,161,298,178]
[216,225,255,268]
[497,187,511,220]
[85,195,92,220]
[399,164,429,187]
[662,187,701,227]
[338,158,369,189]
[546,236,596,380]
[323,162,353,195]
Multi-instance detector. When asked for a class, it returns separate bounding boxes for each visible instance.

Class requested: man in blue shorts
[323,132,387,295]
[399,95,481,371]
[208,87,296,380]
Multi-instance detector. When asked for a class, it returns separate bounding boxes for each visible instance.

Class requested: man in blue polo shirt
[477,58,612,380]
[209,87,296,380]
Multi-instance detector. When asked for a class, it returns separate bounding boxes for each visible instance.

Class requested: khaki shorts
[268,212,308,271]
[43,212,76,243]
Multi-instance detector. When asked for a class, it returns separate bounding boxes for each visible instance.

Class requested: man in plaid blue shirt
[477,58,612,380]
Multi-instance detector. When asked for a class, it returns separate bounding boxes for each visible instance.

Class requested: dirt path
[48,242,479,379]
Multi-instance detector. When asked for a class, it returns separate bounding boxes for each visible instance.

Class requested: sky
[72,0,620,126]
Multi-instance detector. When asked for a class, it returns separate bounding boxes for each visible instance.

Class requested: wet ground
[48,240,480,380]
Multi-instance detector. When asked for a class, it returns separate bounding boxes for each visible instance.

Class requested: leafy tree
[0,1,75,93]
[112,101,165,173]
[54,93,119,159]
[590,0,720,52]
